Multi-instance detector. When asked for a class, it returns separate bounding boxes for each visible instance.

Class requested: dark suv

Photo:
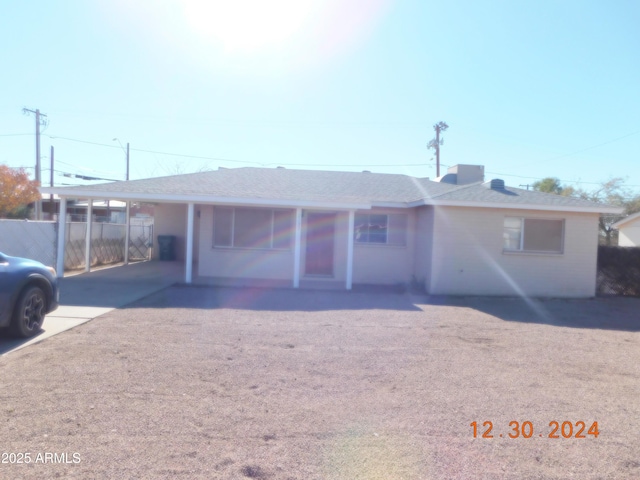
[0,252,59,338]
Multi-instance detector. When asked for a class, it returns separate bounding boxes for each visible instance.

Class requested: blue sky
[1,0,639,194]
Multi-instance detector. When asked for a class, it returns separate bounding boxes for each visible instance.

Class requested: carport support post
[293,207,302,288]
[346,210,354,290]
[56,197,67,277]
[84,199,93,273]
[124,201,130,265]
[185,203,194,284]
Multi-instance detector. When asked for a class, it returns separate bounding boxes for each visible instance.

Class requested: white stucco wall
[618,218,640,247]
[428,207,600,297]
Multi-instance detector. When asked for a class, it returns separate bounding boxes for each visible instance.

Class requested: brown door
[305,212,335,275]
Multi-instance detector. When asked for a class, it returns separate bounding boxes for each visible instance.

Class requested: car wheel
[10,286,47,338]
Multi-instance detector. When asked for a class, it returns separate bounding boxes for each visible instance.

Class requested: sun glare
[182,0,314,53]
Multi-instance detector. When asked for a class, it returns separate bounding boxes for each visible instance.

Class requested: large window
[354,213,407,246]
[214,207,293,249]
[504,217,564,253]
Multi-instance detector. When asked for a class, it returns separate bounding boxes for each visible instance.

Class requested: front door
[305,212,335,276]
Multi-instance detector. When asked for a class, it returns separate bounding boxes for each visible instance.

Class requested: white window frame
[354,213,407,246]
[503,216,565,254]
[213,207,293,250]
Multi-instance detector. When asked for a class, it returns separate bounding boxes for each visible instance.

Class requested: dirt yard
[1,287,639,479]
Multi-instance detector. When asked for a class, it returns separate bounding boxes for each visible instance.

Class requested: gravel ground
[1,286,639,479]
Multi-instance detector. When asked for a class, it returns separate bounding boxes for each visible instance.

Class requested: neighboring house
[41,164,622,297]
[612,212,640,247]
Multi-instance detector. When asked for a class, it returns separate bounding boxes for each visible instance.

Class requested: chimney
[447,164,484,184]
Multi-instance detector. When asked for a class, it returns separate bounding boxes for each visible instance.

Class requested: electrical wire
[45,134,428,168]
[38,133,640,189]
[540,130,640,163]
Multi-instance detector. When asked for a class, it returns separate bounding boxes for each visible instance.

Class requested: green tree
[533,175,640,245]
[575,178,640,246]
[532,177,575,196]
[579,178,623,245]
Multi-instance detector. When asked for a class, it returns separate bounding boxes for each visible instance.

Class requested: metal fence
[596,246,640,296]
[0,219,58,267]
[65,222,153,270]
[128,223,154,261]
[0,219,153,271]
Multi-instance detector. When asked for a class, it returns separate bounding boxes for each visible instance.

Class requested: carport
[56,195,194,283]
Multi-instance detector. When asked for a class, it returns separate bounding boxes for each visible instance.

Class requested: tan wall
[351,208,416,285]
[428,206,600,297]
[153,203,187,261]
[618,220,640,247]
[197,205,294,280]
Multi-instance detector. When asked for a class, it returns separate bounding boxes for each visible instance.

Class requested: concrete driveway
[0,261,183,355]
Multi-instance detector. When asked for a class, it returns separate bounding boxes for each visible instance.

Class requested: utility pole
[23,108,48,220]
[428,121,449,178]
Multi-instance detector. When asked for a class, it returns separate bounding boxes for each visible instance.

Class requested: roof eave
[40,187,372,211]
[408,198,624,214]
[370,201,409,208]
[612,211,640,229]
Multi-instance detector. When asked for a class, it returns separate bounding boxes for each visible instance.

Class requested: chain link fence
[0,219,153,272]
[65,222,153,270]
[596,246,640,296]
[0,219,58,266]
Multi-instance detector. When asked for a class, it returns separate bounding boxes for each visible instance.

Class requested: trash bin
[157,235,176,261]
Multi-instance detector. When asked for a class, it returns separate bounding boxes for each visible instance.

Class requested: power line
[36,132,640,188]
[541,129,640,164]
[45,134,428,168]
[54,159,123,177]
[46,135,121,149]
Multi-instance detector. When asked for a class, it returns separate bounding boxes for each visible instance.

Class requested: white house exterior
[41,165,622,298]
[613,212,640,247]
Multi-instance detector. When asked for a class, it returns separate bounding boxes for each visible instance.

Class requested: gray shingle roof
[44,167,620,212]
[429,182,609,209]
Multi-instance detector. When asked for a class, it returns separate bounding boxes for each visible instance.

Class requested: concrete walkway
[0,261,183,356]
